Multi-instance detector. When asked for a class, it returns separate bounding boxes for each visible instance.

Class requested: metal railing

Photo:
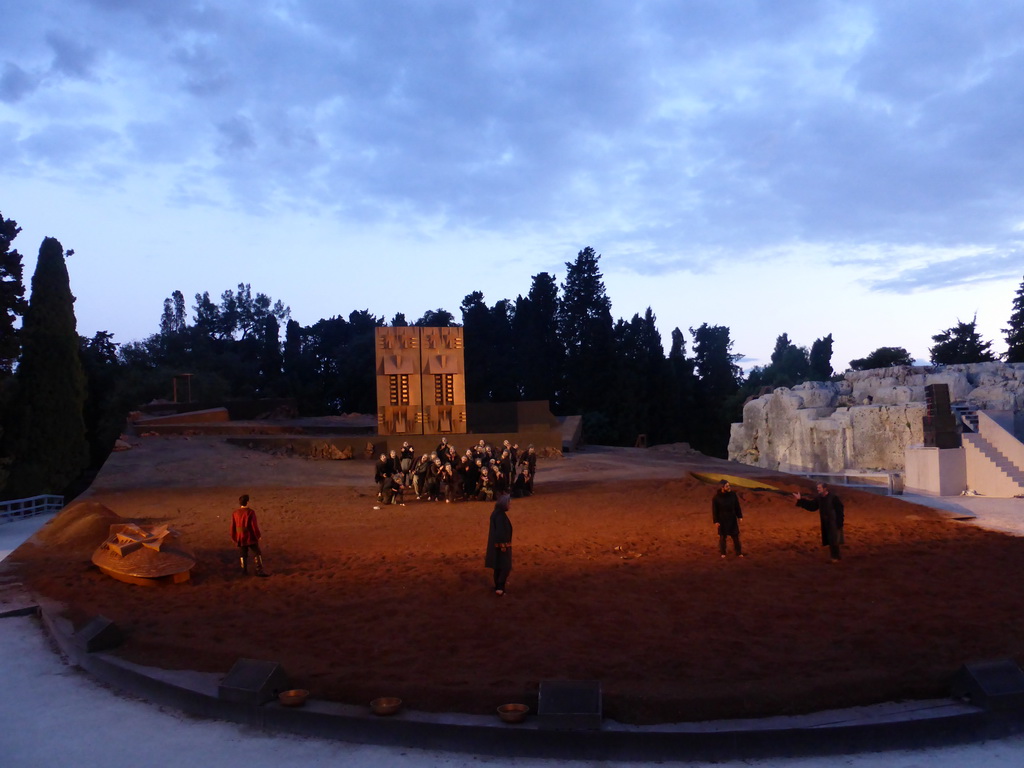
[798,471,902,496]
[0,494,64,524]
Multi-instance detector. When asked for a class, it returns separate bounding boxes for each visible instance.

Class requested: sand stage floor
[7,435,1024,724]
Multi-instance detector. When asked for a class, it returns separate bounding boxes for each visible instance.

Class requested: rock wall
[728,363,1024,473]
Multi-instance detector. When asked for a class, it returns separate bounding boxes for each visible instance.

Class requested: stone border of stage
[26,603,1024,762]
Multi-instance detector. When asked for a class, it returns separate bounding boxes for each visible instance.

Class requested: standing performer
[793,482,845,562]
[485,494,513,596]
[231,493,268,577]
[712,480,744,558]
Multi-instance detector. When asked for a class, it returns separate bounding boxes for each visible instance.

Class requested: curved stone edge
[19,605,1024,762]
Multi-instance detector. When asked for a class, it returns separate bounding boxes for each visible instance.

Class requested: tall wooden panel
[375,327,467,436]
[376,327,422,436]
[419,326,467,435]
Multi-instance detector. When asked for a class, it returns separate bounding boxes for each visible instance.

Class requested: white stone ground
[4,493,1024,767]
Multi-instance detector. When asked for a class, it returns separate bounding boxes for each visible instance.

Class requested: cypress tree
[5,237,88,497]
[558,247,615,416]
[808,334,834,381]
[1004,276,1024,363]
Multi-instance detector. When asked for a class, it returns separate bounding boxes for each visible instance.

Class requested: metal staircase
[951,402,979,433]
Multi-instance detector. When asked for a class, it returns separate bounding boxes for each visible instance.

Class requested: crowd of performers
[374,438,538,505]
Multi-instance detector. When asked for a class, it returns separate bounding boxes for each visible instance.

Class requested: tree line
[3,209,1024,500]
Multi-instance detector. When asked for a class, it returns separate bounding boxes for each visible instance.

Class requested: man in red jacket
[231,494,269,577]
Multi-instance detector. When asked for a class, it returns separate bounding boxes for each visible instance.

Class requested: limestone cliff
[728,363,1024,473]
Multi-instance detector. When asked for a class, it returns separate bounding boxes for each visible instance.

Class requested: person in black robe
[374,453,389,501]
[436,436,450,460]
[711,480,744,558]
[423,458,442,501]
[519,445,538,493]
[511,467,532,497]
[485,494,513,595]
[381,472,405,506]
[399,441,416,480]
[793,482,845,562]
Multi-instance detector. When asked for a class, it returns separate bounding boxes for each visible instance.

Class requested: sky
[3,0,1024,371]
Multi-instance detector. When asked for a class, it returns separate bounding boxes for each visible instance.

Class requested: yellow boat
[690,472,787,495]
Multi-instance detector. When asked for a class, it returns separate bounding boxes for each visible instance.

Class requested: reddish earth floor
[8,441,1024,724]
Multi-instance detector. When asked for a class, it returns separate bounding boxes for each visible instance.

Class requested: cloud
[867,248,1024,292]
[4,0,1024,293]
[45,32,100,79]
[0,62,41,103]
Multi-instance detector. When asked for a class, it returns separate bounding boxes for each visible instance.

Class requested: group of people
[712,480,846,562]
[374,438,538,505]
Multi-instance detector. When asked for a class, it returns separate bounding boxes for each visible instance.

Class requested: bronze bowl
[370,696,402,716]
[278,689,309,707]
[496,703,530,723]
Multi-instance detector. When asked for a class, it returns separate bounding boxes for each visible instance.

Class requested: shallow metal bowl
[370,696,402,715]
[496,703,529,723]
[278,689,309,707]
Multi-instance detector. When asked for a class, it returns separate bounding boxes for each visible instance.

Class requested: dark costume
[231,502,267,576]
[795,490,845,560]
[411,456,429,498]
[485,495,513,593]
[399,443,415,474]
[423,460,442,500]
[381,473,404,505]
[711,487,743,556]
[511,469,532,498]
[520,447,537,492]
[374,454,390,500]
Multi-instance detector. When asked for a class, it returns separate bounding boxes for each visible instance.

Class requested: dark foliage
[929,316,995,365]
[558,247,615,416]
[1004,276,1024,363]
[849,346,916,371]
[0,213,27,379]
[4,238,88,497]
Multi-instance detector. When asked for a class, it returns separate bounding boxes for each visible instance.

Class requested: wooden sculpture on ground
[91,522,195,586]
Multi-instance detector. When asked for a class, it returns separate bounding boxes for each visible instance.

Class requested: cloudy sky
[3,0,1024,370]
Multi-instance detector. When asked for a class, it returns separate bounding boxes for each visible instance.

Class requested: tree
[414,308,457,327]
[690,323,742,400]
[460,292,517,402]
[611,308,666,444]
[1004,276,1024,363]
[558,247,615,416]
[689,323,742,456]
[193,291,220,338]
[460,291,493,402]
[257,314,283,393]
[159,290,187,336]
[4,237,88,497]
[512,272,563,406]
[767,333,809,387]
[808,334,834,381]
[666,327,697,443]
[0,213,27,379]
[514,274,561,403]
[929,315,995,365]
[848,346,915,371]
[79,330,124,468]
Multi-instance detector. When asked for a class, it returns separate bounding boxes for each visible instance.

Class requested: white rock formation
[728,363,1024,473]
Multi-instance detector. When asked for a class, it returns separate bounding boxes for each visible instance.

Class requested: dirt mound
[32,501,123,552]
